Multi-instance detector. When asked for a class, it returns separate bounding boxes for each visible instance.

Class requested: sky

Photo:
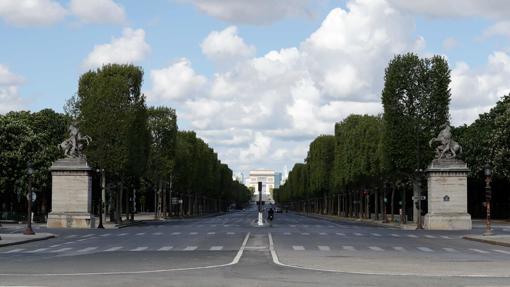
[1,0,510,178]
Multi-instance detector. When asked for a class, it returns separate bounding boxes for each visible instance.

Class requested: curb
[293,212,415,230]
[462,235,510,248]
[0,234,56,248]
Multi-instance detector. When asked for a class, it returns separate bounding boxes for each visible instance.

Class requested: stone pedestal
[424,159,472,230]
[47,158,95,228]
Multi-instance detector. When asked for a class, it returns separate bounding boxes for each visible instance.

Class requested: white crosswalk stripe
[131,247,148,251]
[210,246,223,251]
[301,233,310,235]
[25,248,49,253]
[158,246,173,251]
[393,246,406,251]
[4,248,24,253]
[319,232,328,235]
[318,246,330,251]
[469,248,490,254]
[371,233,381,237]
[425,235,436,238]
[136,232,145,236]
[183,246,197,251]
[369,246,384,251]
[407,234,417,238]
[417,247,433,252]
[207,232,216,235]
[391,234,400,237]
[51,248,72,253]
[104,246,122,252]
[117,233,128,236]
[152,232,163,235]
[493,249,510,255]
[443,248,457,252]
[77,247,97,252]
[171,232,181,235]
[440,235,450,239]
[100,233,111,237]
[50,244,62,248]
[336,232,345,236]
[343,246,356,251]
[189,232,198,235]
[292,245,305,251]
[354,232,363,236]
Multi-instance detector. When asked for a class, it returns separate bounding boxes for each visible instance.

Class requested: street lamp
[24,162,35,235]
[97,169,105,229]
[483,164,493,236]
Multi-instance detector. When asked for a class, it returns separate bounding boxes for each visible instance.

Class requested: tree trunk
[390,186,395,222]
[375,188,379,220]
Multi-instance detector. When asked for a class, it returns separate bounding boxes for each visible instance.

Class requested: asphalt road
[1,206,510,286]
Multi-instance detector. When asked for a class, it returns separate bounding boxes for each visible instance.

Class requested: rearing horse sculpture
[429,123,462,159]
[59,123,91,158]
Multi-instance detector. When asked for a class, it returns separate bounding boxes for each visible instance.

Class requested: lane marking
[51,248,72,253]
[417,247,433,252]
[104,247,122,252]
[407,234,417,238]
[189,232,198,235]
[425,235,436,239]
[493,249,510,255]
[171,232,181,235]
[183,246,197,251]
[393,246,405,251]
[318,246,330,251]
[158,246,173,251]
[77,247,97,253]
[440,235,450,239]
[391,234,400,237]
[443,248,456,252]
[100,233,111,237]
[65,235,77,239]
[117,233,128,237]
[131,247,148,252]
[469,248,489,254]
[210,246,223,251]
[292,245,305,251]
[336,232,345,236]
[25,248,49,253]
[152,232,163,235]
[207,232,216,235]
[354,232,363,236]
[319,232,328,236]
[369,246,384,252]
[342,246,356,251]
[371,233,381,237]
[136,233,145,236]
[4,249,24,254]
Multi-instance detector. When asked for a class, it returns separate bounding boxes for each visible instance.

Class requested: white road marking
[171,232,181,235]
[158,246,173,251]
[292,245,305,251]
[336,232,345,236]
[81,234,94,238]
[301,233,310,235]
[443,248,457,252]
[4,248,24,253]
[391,234,400,237]
[354,232,363,236]
[25,248,49,253]
[440,235,450,239]
[369,246,384,251]
[77,247,97,252]
[183,246,197,251]
[189,232,198,235]
[227,232,235,235]
[417,247,433,252]
[393,246,405,251]
[50,244,62,248]
[342,246,356,251]
[136,232,145,236]
[318,246,330,251]
[104,247,122,252]
[210,246,223,251]
[100,233,111,237]
[425,235,436,238]
[117,233,128,236]
[469,248,489,254]
[371,233,381,237]
[65,235,77,239]
[152,232,163,235]
[407,234,417,238]
[319,232,328,235]
[51,248,72,253]
[493,249,510,255]
[131,247,148,252]
[207,232,216,235]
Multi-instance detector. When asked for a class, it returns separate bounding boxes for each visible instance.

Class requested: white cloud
[0,0,67,26]
[442,37,458,50]
[450,51,510,125]
[388,0,510,19]
[201,26,255,66]
[483,21,510,38]
[82,28,150,69]
[183,0,314,24]
[70,0,126,24]
[0,65,24,113]
[149,58,207,101]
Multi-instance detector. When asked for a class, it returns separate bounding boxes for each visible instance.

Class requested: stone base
[47,212,95,229]
[424,213,472,230]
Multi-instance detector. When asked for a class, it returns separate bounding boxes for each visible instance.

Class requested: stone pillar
[424,159,472,230]
[47,158,95,228]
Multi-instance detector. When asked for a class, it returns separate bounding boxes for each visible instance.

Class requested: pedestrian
[267,207,274,227]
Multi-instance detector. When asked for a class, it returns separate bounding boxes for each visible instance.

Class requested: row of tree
[0,64,252,223]
[274,53,510,220]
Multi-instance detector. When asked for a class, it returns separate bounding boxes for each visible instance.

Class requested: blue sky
[1,0,510,177]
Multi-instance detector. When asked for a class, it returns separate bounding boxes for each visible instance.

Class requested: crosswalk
[276,231,457,239]
[280,245,509,254]
[1,245,232,255]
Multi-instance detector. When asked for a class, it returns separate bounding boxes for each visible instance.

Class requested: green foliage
[307,135,335,197]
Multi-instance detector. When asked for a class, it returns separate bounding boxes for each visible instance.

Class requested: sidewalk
[463,234,510,248]
[0,233,55,247]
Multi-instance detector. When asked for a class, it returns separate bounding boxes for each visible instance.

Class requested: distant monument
[47,123,95,228]
[424,123,471,230]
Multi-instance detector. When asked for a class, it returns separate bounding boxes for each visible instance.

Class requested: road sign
[26,192,36,202]
[412,196,426,201]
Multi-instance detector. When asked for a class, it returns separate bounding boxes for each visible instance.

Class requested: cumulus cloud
[201,26,256,66]
[149,0,421,172]
[0,65,24,113]
[450,51,510,125]
[183,0,314,24]
[0,0,67,26]
[70,0,126,24]
[388,0,510,19]
[82,28,150,69]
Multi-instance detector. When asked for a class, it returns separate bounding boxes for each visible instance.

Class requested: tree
[307,135,335,213]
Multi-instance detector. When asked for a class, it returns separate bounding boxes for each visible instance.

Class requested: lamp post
[97,169,105,229]
[24,162,35,235]
[483,164,493,236]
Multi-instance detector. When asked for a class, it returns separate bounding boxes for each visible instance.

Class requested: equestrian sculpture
[59,122,91,158]
[428,123,462,159]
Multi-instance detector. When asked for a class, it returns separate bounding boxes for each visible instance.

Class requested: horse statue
[429,123,462,159]
[59,123,91,158]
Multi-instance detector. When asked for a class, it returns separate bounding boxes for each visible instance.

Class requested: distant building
[274,172,282,188]
[233,172,244,183]
[247,169,276,204]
